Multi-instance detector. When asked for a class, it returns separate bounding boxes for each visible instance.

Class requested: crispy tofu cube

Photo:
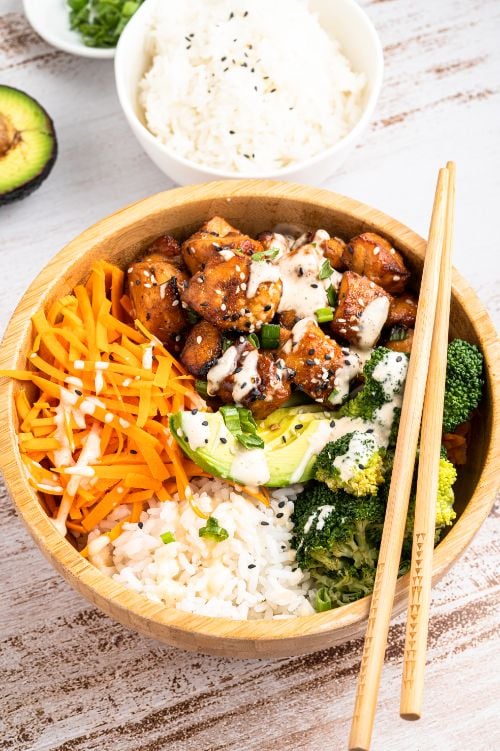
[342,232,410,294]
[331,271,391,347]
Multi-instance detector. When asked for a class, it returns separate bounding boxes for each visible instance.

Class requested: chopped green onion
[260,323,281,349]
[220,405,241,435]
[199,516,229,542]
[237,433,265,449]
[251,247,280,262]
[315,587,332,612]
[67,0,144,48]
[319,259,334,279]
[327,389,339,404]
[389,326,408,342]
[222,337,233,352]
[315,307,334,323]
[186,308,200,325]
[195,380,209,397]
[247,333,260,349]
[326,284,337,307]
[238,408,257,433]
[160,531,175,545]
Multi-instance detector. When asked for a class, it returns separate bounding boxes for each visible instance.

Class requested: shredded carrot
[2,259,270,550]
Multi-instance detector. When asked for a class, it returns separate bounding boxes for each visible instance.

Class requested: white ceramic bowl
[23,0,116,59]
[115,0,384,185]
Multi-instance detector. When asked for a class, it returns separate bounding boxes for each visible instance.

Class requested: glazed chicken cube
[342,232,410,294]
[330,271,391,348]
[386,294,418,329]
[181,252,282,333]
[209,341,291,419]
[181,216,262,275]
[180,321,223,378]
[322,236,348,271]
[281,318,349,403]
[127,253,188,348]
[146,234,182,262]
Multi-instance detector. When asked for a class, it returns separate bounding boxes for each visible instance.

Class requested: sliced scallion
[195,380,209,397]
[389,326,408,342]
[315,307,334,323]
[260,323,281,349]
[326,284,337,307]
[319,259,334,279]
[247,333,260,349]
[220,404,241,435]
[160,531,175,545]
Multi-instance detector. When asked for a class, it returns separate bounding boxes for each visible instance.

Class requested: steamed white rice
[140,0,366,173]
[88,478,315,620]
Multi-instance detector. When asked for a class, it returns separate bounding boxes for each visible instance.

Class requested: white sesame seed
[196,336,202,344]
[221,303,227,311]
[393,275,401,281]
[336,318,346,323]
[390,248,396,255]
[357,298,365,306]
[240,272,245,280]
[373,247,380,256]
[241,282,247,291]
[127,267,134,273]
[235,265,241,272]
[143,283,152,289]
[215,289,223,295]
[143,270,150,277]
[340,328,347,334]
[172,299,179,306]
[197,277,203,283]
[369,281,375,288]
[351,325,360,332]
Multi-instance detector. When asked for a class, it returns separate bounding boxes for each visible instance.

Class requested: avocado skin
[0,86,58,205]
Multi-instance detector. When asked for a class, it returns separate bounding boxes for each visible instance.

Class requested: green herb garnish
[186,308,200,325]
[222,337,233,353]
[319,259,334,280]
[67,0,144,49]
[251,247,280,262]
[195,379,209,397]
[326,284,337,307]
[199,516,229,542]
[219,405,264,449]
[160,531,175,545]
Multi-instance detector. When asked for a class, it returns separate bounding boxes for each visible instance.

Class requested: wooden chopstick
[348,165,451,751]
[400,161,456,719]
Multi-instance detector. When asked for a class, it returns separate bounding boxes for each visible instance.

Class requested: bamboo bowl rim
[0,180,498,652]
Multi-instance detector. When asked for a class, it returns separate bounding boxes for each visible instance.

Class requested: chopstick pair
[348,162,456,751]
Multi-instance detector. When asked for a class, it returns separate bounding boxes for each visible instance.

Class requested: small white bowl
[23,0,115,60]
[115,0,384,185]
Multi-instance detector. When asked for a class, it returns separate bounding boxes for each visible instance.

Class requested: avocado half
[0,85,57,204]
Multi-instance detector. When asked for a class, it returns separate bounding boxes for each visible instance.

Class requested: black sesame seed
[221,56,227,61]
[366,428,374,433]
[75,389,82,396]
[130,449,138,454]
[295,424,303,431]
[396,355,402,362]
[200,302,208,307]
[138,522,143,529]
[240,382,247,389]
[191,408,198,415]
[248,563,256,569]
[231,313,239,321]
[198,275,205,282]
[220,437,227,444]
[205,439,209,444]
[330,420,336,428]
[298,266,304,277]
[135,279,141,285]
[263,304,272,312]
[229,11,234,19]
[251,67,255,73]
[185,36,191,42]
[270,88,277,93]
[359,464,365,470]
[261,520,269,525]
[234,367,243,374]
[344,358,351,365]
[306,359,314,366]
[223,67,229,72]
[308,348,315,356]
[278,501,285,508]
[324,354,332,361]
[244,10,248,16]
[310,283,318,289]
[145,312,151,321]
[243,154,251,159]
[282,435,287,443]
[276,512,284,518]
[229,129,235,134]
[202,420,208,426]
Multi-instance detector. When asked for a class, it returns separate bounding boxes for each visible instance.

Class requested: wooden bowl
[0,181,498,658]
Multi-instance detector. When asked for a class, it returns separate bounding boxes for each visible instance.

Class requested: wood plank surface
[1,1,499,749]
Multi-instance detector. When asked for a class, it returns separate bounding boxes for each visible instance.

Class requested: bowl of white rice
[115,0,383,184]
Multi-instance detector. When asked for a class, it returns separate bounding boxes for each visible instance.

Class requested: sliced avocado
[170,406,335,487]
[0,86,57,204]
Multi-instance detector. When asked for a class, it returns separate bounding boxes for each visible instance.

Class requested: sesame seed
[390,248,396,255]
[196,336,202,344]
[276,512,283,518]
[310,283,318,289]
[330,420,336,428]
[241,283,247,290]
[221,303,227,311]
[373,247,380,256]
[229,129,235,134]
[202,420,208,426]
[240,272,246,280]
[191,409,198,415]
[358,298,365,306]
[75,389,82,396]
[282,436,287,443]
[263,304,272,311]
[393,275,401,281]
[220,437,227,444]
[369,281,375,288]
[261,520,269,525]
[248,563,256,569]
[278,501,285,508]
[138,522,143,529]
[306,359,314,366]
[396,356,403,362]
[324,354,332,360]
[135,279,141,285]
[172,299,179,306]
[366,428,374,433]
[351,325,360,332]
[197,275,204,283]
[308,348,315,355]
[295,423,303,430]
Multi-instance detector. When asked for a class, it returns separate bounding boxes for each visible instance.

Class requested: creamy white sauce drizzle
[261,232,290,259]
[357,296,390,349]
[333,431,378,481]
[181,411,211,450]
[53,403,75,468]
[277,243,329,318]
[142,343,154,370]
[329,353,361,406]
[232,349,260,403]
[230,448,270,486]
[372,350,409,400]
[246,260,280,298]
[206,346,239,396]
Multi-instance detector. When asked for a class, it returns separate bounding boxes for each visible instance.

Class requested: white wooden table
[1,1,499,749]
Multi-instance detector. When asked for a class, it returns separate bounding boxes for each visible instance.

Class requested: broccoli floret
[291,482,385,609]
[338,347,409,423]
[313,431,386,497]
[443,339,483,433]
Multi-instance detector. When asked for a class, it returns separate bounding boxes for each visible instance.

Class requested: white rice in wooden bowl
[139,0,366,173]
[88,479,315,620]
